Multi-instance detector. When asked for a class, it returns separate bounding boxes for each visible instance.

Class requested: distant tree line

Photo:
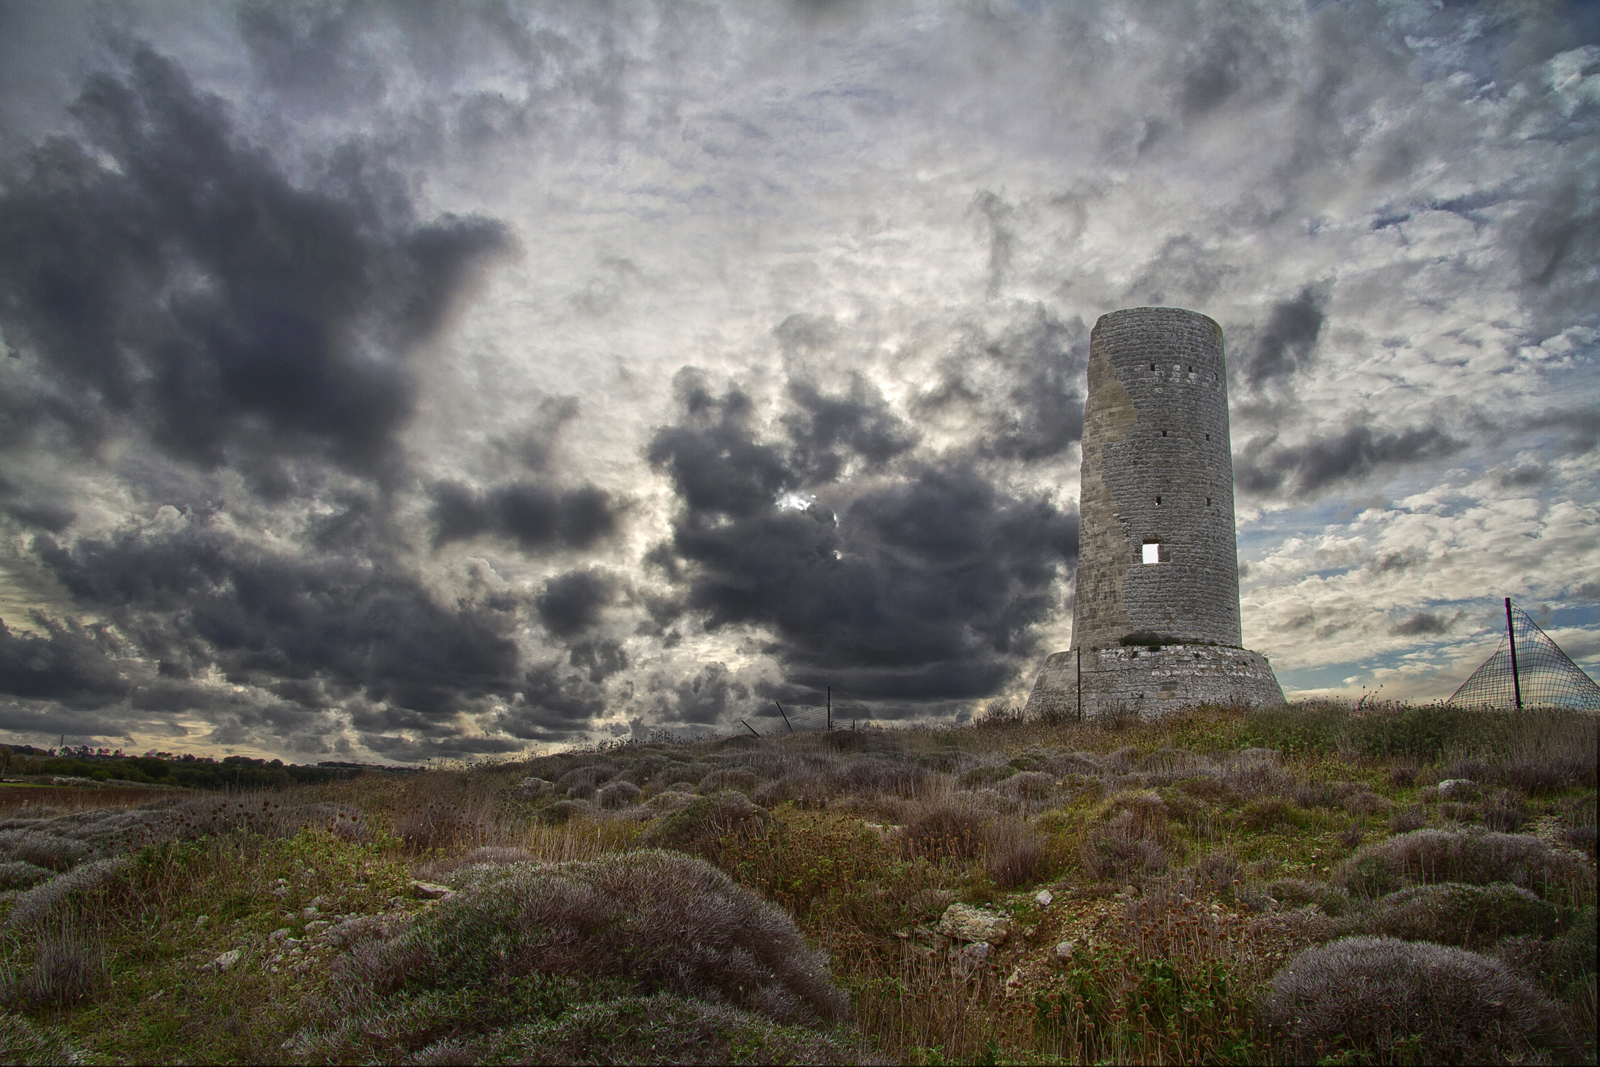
[0,744,416,790]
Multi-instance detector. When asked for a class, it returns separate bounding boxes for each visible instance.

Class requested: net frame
[1447,605,1600,710]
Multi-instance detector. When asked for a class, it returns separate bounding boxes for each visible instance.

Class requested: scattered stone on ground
[1034,888,1053,907]
[938,902,1009,944]
[410,879,454,900]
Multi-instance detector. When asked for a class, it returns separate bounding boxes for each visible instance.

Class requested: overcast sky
[1,0,1596,762]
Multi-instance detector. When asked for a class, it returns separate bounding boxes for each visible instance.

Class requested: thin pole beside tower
[1505,597,1523,710]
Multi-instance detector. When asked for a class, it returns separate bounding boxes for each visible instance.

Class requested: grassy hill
[0,700,1593,1065]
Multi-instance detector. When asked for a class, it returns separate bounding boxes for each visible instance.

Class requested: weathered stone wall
[1071,307,1241,650]
[1023,645,1285,719]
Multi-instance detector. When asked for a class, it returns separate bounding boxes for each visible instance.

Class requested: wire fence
[1448,604,1600,710]
[740,693,878,737]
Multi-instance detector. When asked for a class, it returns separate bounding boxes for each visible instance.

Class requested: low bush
[697,769,762,795]
[1359,882,1567,947]
[1266,878,1351,917]
[1081,791,1173,881]
[1260,936,1566,1064]
[451,993,871,1066]
[0,861,52,891]
[1334,828,1595,904]
[5,857,131,929]
[0,830,93,873]
[1,922,104,1010]
[536,800,594,826]
[338,851,848,1043]
[642,792,768,858]
[596,780,642,809]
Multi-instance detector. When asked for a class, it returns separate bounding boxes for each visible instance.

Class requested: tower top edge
[1093,306,1222,337]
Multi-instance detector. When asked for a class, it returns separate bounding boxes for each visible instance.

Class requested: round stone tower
[1025,306,1283,719]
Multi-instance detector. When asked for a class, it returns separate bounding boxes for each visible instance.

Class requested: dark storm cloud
[648,662,750,727]
[495,662,607,741]
[535,569,617,637]
[918,305,1089,463]
[0,616,128,709]
[1390,611,1452,637]
[0,47,514,477]
[648,374,1078,707]
[783,375,917,483]
[428,481,620,551]
[1239,286,1327,389]
[1236,422,1462,499]
[37,524,524,727]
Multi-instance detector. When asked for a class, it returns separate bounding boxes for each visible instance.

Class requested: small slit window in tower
[1143,543,1160,565]
[1161,429,1168,437]
[1155,495,1161,504]
[1206,497,1212,506]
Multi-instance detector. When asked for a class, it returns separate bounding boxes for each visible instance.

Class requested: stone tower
[1024,307,1283,719]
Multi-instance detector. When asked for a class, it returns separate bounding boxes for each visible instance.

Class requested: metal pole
[740,719,761,738]
[1076,648,1082,723]
[826,687,831,732]
[775,701,794,734]
[1505,597,1523,710]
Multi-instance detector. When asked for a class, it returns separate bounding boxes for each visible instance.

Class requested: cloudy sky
[0,1,1596,761]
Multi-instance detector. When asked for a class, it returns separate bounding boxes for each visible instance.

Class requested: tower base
[1023,645,1284,721]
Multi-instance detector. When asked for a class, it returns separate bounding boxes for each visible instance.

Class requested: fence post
[775,701,794,734]
[1505,597,1523,710]
[827,687,831,731]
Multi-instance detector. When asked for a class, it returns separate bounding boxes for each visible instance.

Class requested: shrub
[1483,789,1528,833]
[536,800,594,826]
[1267,878,1351,917]
[456,993,870,1066]
[900,802,985,863]
[697,769,762,795]
[998,771,1055,803]
[0,830,93,873]
[1082,791,1172,881]
[554,764,619,795]
[981,817,1047,889]
[0,861,52,891]
[2,922,104,1010]
[958,764,1016,789]
[597,781,642,809]
[1390,804,1428,834]
[346,851,848,1028]
[1236,796,1309,834]
[1333,829,1595,904]
[6,857,131,929]
[1260,936,1564,1064]
[642,792,768,858]
[511,778,552,801]
[1359,882,1566,948]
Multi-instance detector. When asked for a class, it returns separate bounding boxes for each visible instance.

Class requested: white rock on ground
[410,880,455,900]
[208,949,242,973]
[937,903,1009,944]
[1034,889,1053,907]
[1054,939,1078,962]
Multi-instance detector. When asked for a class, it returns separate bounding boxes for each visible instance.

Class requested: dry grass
[0,701,1593,1065]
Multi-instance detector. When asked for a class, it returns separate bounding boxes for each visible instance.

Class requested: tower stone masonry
[1024,306,1284,719]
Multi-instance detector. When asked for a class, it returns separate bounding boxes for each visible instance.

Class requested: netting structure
[1447,605,1600,710]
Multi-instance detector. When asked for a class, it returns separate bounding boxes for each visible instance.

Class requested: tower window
[1161,429,1168,437]
[1142,543,1160,565]
[1150,363,1156,370]
[1206,497,1212,506]
[1205,433,1210,440]
[1155,495,1161,504]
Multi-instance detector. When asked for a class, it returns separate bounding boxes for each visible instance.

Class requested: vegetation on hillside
[0,700,1593,1064]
